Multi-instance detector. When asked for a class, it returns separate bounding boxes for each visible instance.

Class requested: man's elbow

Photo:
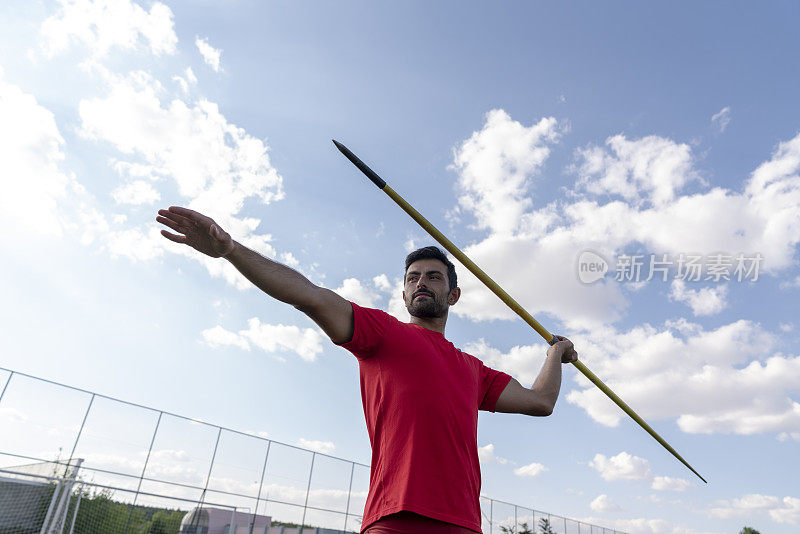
[526,397,556,417]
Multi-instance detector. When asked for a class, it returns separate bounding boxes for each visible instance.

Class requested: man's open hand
[156,206,235,258]
[548,335,578,364]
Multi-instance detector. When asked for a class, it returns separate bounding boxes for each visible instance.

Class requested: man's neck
[409,313,447,335]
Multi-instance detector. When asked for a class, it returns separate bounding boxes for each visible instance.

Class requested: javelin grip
[333,140,386,189]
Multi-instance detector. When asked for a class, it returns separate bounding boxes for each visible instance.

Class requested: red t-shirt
[336,302,513,533]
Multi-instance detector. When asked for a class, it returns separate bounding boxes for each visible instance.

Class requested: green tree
[143,509,185,534]
[500,521,534,534]
[739,528,761,534]
[538,517,556,534]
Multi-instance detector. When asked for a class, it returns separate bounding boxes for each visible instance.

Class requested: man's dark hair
[404,246,458,291]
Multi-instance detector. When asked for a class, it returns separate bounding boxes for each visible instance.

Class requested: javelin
[332,139,707,484]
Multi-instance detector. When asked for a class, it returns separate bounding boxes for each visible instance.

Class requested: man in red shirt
[157,206,578,534]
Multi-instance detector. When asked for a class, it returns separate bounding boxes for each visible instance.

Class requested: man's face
[403,258,456,319]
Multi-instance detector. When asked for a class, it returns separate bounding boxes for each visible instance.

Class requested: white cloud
[668,280,728,316]
[677,399,800,435]
[184,67,197,84]
[711,493,778,518]
[196,36,222,72]
[450,109,561,235]
[0,71,110,247]
[513,462,547,478]
[201,325,251,351]
[711,106,731,133]
[0,75,70,236]
[0,407,29,424]
[79,68,285,283]
[202,319,324,361]
[472,315,800,438]
[40,0,177,58]
[590,494,622,513]
[709,493,800,524]
[771,496,800,524]
[777,431,800,442]
[579,516,694,534]
[576,134,701,207]
[106,225,166,262]
[373,274,392,292]
[239,318,324,362]
[465,339,547,386]
[335,274,407,320]
[334,278,381,308]
[779,322,794,332]
[564,319,800,436]
[447,120,800,329]
[111,179,160,205]
[452,233,628,328]
[477,444,510,465]
[651,476,691,492]
[297,438,335,455]
[281,252,300,269]
[173,67,197,94]
[80,70,283,211]
[590,452,651,482]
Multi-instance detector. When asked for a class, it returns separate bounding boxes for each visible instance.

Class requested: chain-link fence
[0,366,625,534]
[1,465,240,534]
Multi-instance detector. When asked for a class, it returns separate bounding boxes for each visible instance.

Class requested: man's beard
[406,290,448,318]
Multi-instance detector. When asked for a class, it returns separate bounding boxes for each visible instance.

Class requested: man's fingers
[160,230,187,244]
[168,206,212,227]
[156,216,190,234]
[158,209,196,228]
[550,336,578,362]
[557,340,574,352]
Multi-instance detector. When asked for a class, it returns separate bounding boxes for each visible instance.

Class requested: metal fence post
[252,439,272,534]
[343,461,355,532]
[201,426,223,497]
[66,393,94,477]
[39,481,62,534]
[0,371,13,404]
[67,484,83,534]
[191,427,223,531]
[229,506,237,533]
[300,451,317,531]
[124,410,163,534]
[136,411,163,496]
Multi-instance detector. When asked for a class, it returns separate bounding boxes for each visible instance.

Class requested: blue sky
[1,1,799,532]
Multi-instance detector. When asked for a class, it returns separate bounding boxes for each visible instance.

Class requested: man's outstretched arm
[156,206,354,344]
[493,337,578,416]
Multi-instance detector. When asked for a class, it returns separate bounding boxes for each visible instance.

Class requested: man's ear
[447,287,461,305]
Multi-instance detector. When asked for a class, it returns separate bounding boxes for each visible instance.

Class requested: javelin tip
[331,139,387,190]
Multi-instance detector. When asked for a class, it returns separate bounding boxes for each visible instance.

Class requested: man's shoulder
[353,302,401,323]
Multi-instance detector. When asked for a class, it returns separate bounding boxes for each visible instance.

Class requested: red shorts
[363,511,478,533]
